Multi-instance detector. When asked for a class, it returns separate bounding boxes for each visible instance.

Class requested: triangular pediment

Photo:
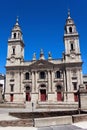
[29,60,54,69]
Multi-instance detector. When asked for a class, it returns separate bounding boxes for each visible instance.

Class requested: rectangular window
[56,71,61,78]
[10,84,14,92]
[73,83,77,90]
[40,72,45,79]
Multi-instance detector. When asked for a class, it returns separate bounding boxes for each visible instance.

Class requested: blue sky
[0,0,87,74]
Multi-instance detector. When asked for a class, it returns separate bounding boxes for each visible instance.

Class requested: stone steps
[0,103,25,108]
[36,102,78,109]
[0,119,34,127]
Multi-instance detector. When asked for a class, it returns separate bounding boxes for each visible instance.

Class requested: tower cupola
[11,17,23,40]
[64,10,77,34]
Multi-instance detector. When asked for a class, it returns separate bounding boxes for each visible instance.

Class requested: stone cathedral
[5,11,84,108]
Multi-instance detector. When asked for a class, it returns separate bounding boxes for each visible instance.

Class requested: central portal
[26,92,31,101]
[57,92,62,101]
[25,86,31,102]
[40,89,46,101]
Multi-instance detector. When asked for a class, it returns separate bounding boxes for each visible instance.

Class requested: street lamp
[78,85,81,114]
[32,102,34,112]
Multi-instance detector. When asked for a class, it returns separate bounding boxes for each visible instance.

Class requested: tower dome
[66,10,74,25]
[11,17,23,40]
[64,10,77,34]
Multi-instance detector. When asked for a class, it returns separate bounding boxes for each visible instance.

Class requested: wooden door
[57,92,62,101]
[26,92,31,101]
[40,90,46,101]
[10,94,13,102]
[74,93,78,102]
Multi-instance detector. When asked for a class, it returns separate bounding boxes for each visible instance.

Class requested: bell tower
[64,10,82,62]
[6,17,24,65]
[63,11,83,102]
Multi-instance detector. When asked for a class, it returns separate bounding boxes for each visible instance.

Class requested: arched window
[18,33,20,38]
[40,71,45,79]
[14,33,16,39]
[26,86,30,91]
[25,72,29,80]
[71,43,74,50]
[41,84,46,88]
[69,27,72,33]
[57,85,62,91]
[13,48,15,55]
[56,71,61,78]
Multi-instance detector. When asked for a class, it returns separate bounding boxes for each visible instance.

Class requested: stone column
[67,69,71,91]
[80,70,83,85]
[51,71,54,92]
[48,71,51,92]
[0,87,2,102]
[63,70,67,101]
[32,71,35,93]
[19,72,21,92]
[35,71,38,92]
[21,72,24,92]
[63,71,66,91]
[77,70,80,90]
[69,70,72,91]
[66,69,70,102]
[77,69,83,89]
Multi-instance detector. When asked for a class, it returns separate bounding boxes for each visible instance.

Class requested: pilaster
[32,71,35,93]
[35,71,38,92]
[48,71,51,92]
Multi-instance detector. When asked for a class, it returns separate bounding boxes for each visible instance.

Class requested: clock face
[11,57,15,63]
[70,54,75,59]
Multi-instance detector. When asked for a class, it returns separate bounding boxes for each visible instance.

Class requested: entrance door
[74,93,78,102]
[57,92,62,101]
[26,92,31,101]
[10,94,13,102]
[40,89,46,101]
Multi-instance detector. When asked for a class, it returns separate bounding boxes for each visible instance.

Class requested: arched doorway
[25,86,31,102]
[56,85,62,101]
[40,84,46,101]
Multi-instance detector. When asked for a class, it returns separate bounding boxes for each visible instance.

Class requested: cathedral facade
[5,12,83,107]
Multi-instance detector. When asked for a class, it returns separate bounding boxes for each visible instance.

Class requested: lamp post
[78,85,81,114]
[32,102,34,112]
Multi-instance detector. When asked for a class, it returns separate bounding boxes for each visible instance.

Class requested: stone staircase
[0,102,25,108]
[36,101,78,110]
[25,101,78,111]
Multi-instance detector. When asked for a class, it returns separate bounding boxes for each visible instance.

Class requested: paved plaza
[0,123,87,130]
[0,108,87,130]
